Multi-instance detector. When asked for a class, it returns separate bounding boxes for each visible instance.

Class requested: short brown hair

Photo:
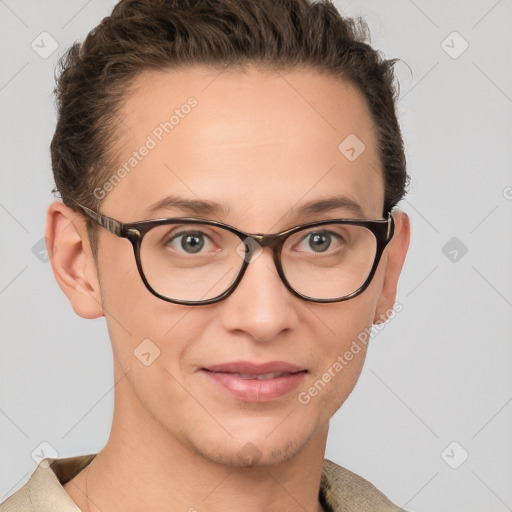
[50,0,408,260]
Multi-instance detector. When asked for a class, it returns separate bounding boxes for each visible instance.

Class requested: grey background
[1,1,511,511]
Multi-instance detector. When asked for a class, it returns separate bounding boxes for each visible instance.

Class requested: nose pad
[235,236,264,264]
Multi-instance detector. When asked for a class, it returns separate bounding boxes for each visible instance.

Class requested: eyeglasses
[70,199,394,305]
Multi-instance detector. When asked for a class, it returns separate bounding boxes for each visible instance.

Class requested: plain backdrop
[1,1,511,511]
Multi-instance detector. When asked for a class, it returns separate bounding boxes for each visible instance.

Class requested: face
[48,65,410,468]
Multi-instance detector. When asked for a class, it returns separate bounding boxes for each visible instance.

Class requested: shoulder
[0,455,95,512]
[0,479,32,512]
[321,458,408,512]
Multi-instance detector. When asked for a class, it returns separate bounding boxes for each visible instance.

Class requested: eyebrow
[289,196,366,219]
[143,195,231,217]
[143,194,366,219]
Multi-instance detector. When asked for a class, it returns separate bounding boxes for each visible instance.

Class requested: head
[46,0,410,468]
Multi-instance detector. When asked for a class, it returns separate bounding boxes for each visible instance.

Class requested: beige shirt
[0,454,407,511]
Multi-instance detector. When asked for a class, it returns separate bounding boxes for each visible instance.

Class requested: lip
[202,361,307,402]
[204,361,305,374]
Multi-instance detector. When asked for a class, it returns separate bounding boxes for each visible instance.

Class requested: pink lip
[202,361,307,402]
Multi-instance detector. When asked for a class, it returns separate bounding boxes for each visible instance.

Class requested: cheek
[95,240,188,368]
[301,294,378,409]
[314,292,378,358]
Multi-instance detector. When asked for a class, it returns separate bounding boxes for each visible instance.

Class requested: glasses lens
[281,223,377,300]
[139,223,245,302]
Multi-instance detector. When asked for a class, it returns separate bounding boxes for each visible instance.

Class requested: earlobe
[45,201,105,319]
[373,210,410,324]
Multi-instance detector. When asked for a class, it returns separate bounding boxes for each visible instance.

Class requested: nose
[219,246,300,343]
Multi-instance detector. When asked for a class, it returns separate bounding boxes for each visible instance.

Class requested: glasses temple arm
[68,198,123,237]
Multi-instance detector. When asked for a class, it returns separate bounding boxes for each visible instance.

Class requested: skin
[46,65,410,512]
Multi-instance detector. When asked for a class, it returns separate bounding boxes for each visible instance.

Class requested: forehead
[101,65,385,226]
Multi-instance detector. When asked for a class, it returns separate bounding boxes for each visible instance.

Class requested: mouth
[205,370,300,380]
[201,361,307,402]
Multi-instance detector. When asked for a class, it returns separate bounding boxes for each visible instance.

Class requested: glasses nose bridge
[237,232,286,276]
[246,232,286,261]
[237,232,288,297]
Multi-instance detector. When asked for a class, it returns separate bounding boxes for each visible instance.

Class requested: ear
[373,210,410,324]
[45,201,105,319]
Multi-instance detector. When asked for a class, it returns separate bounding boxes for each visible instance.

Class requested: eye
[294,229,346,253]
[166,230,215,254]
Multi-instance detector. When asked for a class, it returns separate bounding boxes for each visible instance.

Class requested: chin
[185,423,316,469]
